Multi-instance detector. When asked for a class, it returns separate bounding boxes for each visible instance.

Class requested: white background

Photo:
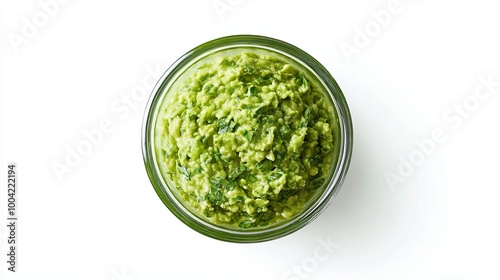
[1,1,500,280]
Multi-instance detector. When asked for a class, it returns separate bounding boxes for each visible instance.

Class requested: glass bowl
[142,35,353,243]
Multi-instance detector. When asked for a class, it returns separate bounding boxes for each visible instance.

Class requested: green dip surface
[155,50,339,228]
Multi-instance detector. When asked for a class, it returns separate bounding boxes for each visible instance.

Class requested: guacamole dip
[155,50,338,228]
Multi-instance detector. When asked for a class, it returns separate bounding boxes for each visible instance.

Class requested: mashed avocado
[155,50,338,228]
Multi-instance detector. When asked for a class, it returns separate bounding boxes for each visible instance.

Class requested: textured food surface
[156,51,338,228]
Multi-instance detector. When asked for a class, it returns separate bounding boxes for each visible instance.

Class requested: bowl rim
[142,34,353,243]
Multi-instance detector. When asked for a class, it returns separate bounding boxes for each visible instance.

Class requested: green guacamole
[155,50,338,228]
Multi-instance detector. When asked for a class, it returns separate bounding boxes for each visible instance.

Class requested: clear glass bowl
[142,35,353,243]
